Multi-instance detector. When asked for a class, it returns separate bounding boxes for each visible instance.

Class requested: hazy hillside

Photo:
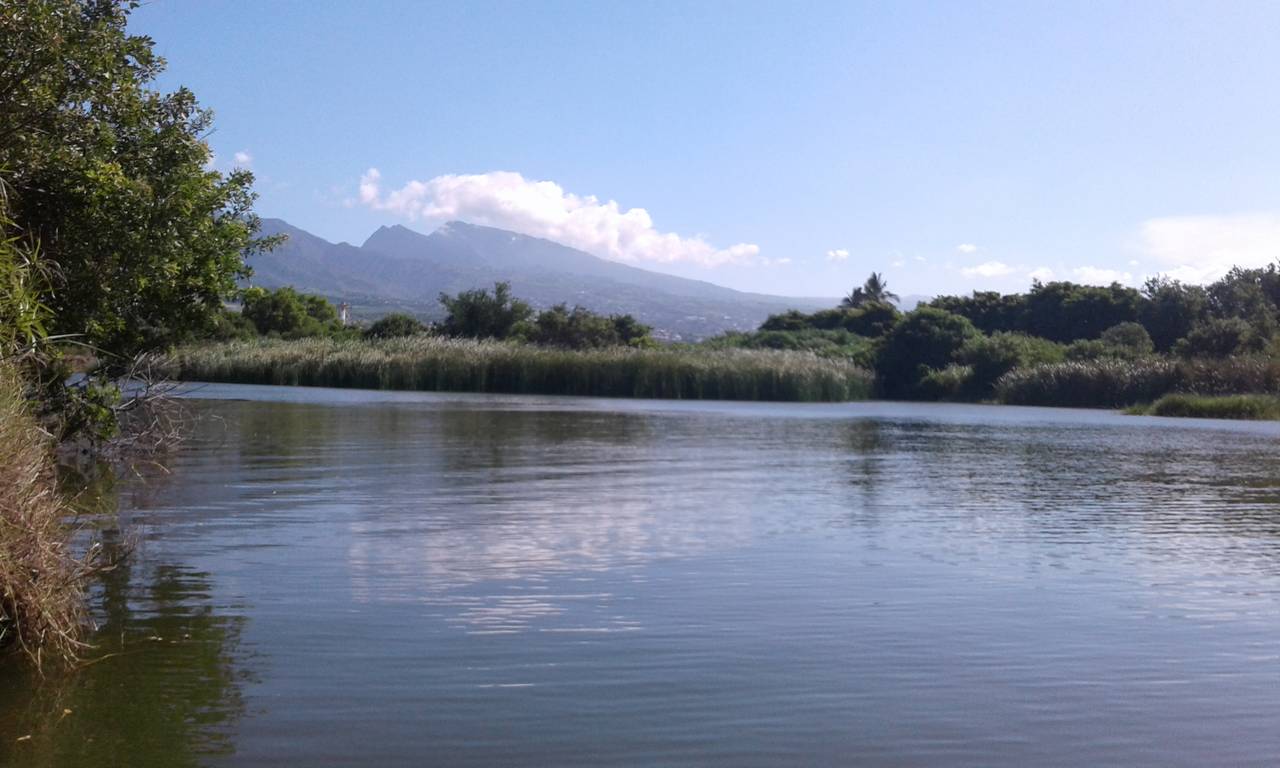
[248,219,841,340]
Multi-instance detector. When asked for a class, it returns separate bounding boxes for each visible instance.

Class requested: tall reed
[995,356,1280,408]
[164,337,875,402]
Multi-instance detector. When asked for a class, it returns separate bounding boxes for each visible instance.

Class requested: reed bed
[995,357,1280,408]
[1135,394,1280,420]
[165,337,875,402]
[0,363,89,666]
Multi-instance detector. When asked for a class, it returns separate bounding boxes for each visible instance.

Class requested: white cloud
[825,248,850,262]
[233,150,253,167]
[960,260,1015,278]
[956,243,978,254]
[1139,212,1280,284]
[773,257,793,266]
[357,168,760,267]
[1072,266,1133,285]
[914,255,927,263]
[890,259,905,268]
[1028,267,1055,282]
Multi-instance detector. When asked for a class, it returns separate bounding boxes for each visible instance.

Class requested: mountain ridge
[248,219,853,339]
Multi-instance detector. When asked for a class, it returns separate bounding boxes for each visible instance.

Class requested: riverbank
[0,364,86,665]
[161,338,875,402]
[1125,393,1280,420]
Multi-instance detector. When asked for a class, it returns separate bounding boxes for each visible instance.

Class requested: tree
[241,287,342,339]
[0,0,275,365]
[1099,322,1154,356]
[1140,277,1207,352]
[364,312,427,340]
[521,304,654,349]
[438,281,532,339]
[1174,317,1257,359]
[958,332,1064,398]
[875,307,979,398]
[760,310,812,332]
[1022,281,1142,342]
[928,291,1027,335]
[841,272,899,308]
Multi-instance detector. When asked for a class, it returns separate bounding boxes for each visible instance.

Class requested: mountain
[247,219,839,340]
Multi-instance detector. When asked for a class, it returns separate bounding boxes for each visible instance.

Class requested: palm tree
[841,272,899,308]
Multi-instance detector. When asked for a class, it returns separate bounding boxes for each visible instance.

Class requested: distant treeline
[715,267,1280,411]
[192,267,1280,413]
[209,282,657,350]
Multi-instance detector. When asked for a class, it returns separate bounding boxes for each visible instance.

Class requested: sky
[130,0,1280,298]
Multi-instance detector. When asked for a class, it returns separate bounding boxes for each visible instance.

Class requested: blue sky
[131,0,1280,298]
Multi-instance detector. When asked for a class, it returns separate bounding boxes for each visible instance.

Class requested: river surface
[4,383,1280,766]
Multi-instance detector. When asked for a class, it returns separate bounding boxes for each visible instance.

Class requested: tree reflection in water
[0,531,250,768]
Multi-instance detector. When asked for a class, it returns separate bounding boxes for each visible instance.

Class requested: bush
[996,356,1280,408]
[704,328,876,367]
[1100,322,1154,355]
[958,332,1064,399]
[1143,393,1280,420]
[1175,317,1258,358]
[995,359,1182,408]
[917,364,974,401]
[520,304,654,349]
[364,313,427,340]
[875,307,980,398]
[241,287,344,339]
[438,281,532,339]
[761,309,817,332]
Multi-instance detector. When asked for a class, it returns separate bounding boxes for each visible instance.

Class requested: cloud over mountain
[357,169,759,268]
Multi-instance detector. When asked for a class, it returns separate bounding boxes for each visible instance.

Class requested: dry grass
[0,362,94,667]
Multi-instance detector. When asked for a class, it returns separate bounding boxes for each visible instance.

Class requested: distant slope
[248,219,836,340]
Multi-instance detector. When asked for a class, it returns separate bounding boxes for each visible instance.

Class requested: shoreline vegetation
[175,276,1280,420]
[1126,394,1280,420]
[161,337,876,402]
[0,362,89,665]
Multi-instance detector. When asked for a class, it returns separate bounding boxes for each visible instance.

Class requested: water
[4,383,1280,766]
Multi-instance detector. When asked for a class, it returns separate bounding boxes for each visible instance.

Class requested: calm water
[4,384,1280,766]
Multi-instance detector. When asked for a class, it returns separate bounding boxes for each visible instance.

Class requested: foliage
[1022,281,1143,342]
[762,302,898,338]
[1140,393,1280,420]
[164,337,875,402]
[928,291,1027,335]
[1206,265,1280,340]
[363,312,428,340]
[957,332,1065,399]
[996,356,1280,408]
[704,329,876,367]
[841,272,899,309]
[1099,322,1154,355]
[995,359,1182,408]
[759,309,811,332]
[1174,317,1258,358]
[874,307,980,398]
[0,361,91,665]
[0,0,275,363]
[519,304,654,349]
[1140,277,1207,351]
[916,364,975,401]
[438,281,533,339]
[206,307,259,342]
[241,287,345,339]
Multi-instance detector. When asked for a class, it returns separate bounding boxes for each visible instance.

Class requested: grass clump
[0,362,91,666]
[164,337,875,402]
[1136,394,1280,420]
